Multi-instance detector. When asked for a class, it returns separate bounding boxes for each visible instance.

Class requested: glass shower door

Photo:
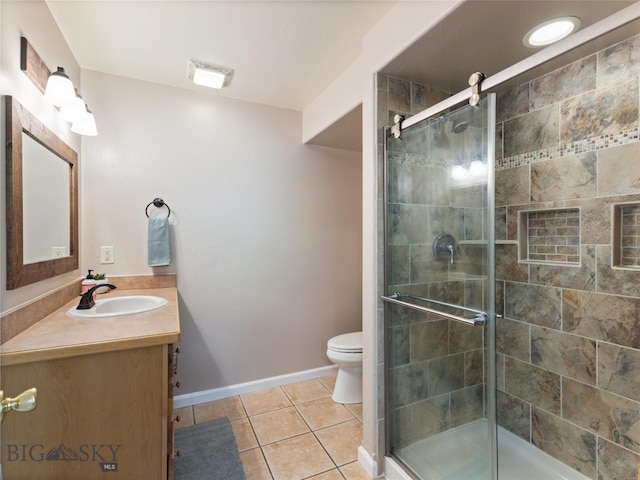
[384,95,496,480]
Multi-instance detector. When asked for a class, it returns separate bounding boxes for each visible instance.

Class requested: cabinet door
[1,345,167,479]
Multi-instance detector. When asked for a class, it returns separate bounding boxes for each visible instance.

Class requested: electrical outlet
[101,246,114,264]
[51,246,66,258]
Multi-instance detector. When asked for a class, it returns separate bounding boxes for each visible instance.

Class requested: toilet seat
[327,332,362,353]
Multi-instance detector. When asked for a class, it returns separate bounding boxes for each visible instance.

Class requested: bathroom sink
[67,295,168,318]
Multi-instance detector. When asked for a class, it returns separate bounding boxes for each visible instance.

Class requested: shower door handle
[381,293,487,326]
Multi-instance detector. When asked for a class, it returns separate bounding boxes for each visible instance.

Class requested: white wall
[302,0,461,468]
[302,1,459,144]
[80,70,363,393]
[1,0,81,313]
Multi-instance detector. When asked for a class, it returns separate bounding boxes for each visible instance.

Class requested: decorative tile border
[497,126,639,171]
[390,127,640,172]
[388,151,450,169]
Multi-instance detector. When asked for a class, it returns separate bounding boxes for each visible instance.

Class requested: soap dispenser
[81,269,97,295]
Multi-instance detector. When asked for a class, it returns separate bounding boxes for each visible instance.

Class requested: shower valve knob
[433,233,457,264]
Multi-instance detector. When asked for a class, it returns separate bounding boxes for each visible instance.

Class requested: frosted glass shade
[44,67,75,107]
[60,90,86,123]
[71,109,98,136]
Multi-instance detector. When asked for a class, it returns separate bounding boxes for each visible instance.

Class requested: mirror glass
[22,132,71,263]
[5,96,79,290]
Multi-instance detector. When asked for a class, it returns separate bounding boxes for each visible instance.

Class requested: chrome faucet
[447,244,455,264]
[76,283,117,310]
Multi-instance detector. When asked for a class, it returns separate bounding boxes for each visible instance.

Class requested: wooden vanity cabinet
[1,343,176,479]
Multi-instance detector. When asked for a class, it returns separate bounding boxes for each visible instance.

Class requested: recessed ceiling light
[523,17,581,48]
[188,60,234,89]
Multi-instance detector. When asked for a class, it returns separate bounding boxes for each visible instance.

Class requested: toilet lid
[328,332,362,353]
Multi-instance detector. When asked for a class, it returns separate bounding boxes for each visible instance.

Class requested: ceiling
[381,0,638,95]
[45,0,397,112]
[46,1,638,152]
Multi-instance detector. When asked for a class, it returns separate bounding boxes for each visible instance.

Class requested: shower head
[451,120,469,134]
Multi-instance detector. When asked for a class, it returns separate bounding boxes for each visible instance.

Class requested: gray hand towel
[148,217,171,266]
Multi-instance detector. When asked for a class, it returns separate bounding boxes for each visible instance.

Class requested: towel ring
[146,198,171,218]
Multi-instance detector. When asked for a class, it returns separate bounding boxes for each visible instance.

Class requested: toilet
[326,331,363,404]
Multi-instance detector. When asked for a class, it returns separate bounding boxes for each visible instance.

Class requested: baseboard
[174,365,338,408]
[358,445,381,479]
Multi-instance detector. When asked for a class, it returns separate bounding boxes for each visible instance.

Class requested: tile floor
[174,374,372,480]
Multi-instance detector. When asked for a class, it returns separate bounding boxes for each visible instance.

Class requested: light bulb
[470,160,486,176]
[451,166,466,180]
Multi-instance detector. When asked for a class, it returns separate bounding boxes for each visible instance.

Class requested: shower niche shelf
[613,202,640,269]
[518,207,580,265]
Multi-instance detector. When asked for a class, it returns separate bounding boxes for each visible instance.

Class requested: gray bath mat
[175,416,246,480]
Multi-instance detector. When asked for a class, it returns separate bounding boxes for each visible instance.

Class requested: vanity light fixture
[523,17,581,47]
[43,67,75,107]
[20,37,99,136]
[188,60,234,89]
[71,105,98,136]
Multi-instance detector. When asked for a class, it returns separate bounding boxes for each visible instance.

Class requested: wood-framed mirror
[5,96,79,290]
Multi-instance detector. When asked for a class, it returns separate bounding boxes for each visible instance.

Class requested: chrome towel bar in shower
[381,293,488,326]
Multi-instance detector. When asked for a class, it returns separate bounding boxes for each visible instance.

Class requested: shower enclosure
[382,92,596,480]
[383,95,497,480]
[378,7,640,479]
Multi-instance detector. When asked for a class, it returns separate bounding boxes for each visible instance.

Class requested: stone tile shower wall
[379,76,489,449]
[495,34,640,480]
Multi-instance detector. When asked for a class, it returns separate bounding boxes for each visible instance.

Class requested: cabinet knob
[174,381,181,389]
[0,388,37,422]
[175,450,181,457]
[175,415,181,422]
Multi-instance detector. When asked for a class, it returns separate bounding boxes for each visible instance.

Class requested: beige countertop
[0,287,180,366]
